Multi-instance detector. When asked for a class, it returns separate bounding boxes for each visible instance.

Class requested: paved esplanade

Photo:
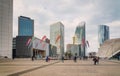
[0,59,120,76]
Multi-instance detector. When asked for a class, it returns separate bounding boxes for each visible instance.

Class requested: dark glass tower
[18,16,34,36]
[98,25,109,46]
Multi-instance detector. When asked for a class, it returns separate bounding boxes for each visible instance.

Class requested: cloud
[106,20,120,38]
[13,0,120,53]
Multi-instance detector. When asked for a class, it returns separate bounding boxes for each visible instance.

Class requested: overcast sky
[13,0,120,53]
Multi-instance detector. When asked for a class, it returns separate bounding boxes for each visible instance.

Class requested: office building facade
[0,0,13,58]
[66,44,81,57]
[18,16,34,36]
[98,25,109,46]
[16,36,32,58]
[74,22,86,57]
[16,36,57,58]
[50,22,64,57]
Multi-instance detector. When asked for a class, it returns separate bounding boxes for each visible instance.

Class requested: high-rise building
[98,25,109,46]
[50,22,64,57]
[0,0,13,58]
[74,21,86,57]
[18,16,34,36]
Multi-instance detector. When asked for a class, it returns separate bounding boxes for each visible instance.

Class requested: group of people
[93,56,99,65]
[61,55,78,63]
[61,55,100,65]
[32,55,100,65]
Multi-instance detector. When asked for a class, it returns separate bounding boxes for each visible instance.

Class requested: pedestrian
[93,56,97,65]
[46,56,49,62]
[74,56,77,62]
[32,56,34,61]
[61,56,64,63]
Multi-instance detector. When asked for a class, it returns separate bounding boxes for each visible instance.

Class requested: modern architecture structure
[18,16,34,36]
[74,22,86,57]
[0,0,13,58]
[98,25,109,46]
[16,36,57,58]
[50,22,64,57]
[98,38,120,59]
[66,44,81,57]
[16,36,32,58]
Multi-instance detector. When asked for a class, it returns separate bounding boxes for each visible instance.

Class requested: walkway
[0,59,120,76]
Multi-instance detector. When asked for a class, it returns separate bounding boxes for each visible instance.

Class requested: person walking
[93,56,97,65]
[46,56,49,62]
[61,56,64,63]
[31,56,34,61]
[74,56,77,62]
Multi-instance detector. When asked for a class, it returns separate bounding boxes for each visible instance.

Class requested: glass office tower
[50,22,64,57]
[74,21,86,57]
[98,25,109,46]
[18,16,34,36]
[0,0,13,58]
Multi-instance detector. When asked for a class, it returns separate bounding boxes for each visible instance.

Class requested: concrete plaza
[0,58,120,76]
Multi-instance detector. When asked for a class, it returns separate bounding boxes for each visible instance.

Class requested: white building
[32,38,49,57]
[98,38,120,59]
[0,0,13,58]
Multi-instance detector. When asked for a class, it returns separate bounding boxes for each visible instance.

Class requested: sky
[13,0,120,53]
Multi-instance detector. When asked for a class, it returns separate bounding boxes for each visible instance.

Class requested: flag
[55,35,61,44]
[82,38,85,47]
[28,37,35,48]
[28,41,32,48]
[40,35,46,43]
[86,41,89,47]
[26,38,31,46]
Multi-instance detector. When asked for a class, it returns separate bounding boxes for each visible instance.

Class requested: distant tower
[18,16,34,36]
[74,21,86,57]
[73,35,77,44]
[98,25,109,46]
[50,22,64,57]
[0,0,13,58]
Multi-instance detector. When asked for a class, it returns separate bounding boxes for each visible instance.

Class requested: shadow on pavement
[8,61,59,76]
[54,63,120,66]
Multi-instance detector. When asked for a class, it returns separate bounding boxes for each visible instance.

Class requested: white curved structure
[98,38,120,58]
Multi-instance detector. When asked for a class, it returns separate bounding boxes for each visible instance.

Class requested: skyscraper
[98,25,109,46]
[0,0,13,58]
[50,22,64,57]
[18,16,34,36]
[74,21,86,57]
